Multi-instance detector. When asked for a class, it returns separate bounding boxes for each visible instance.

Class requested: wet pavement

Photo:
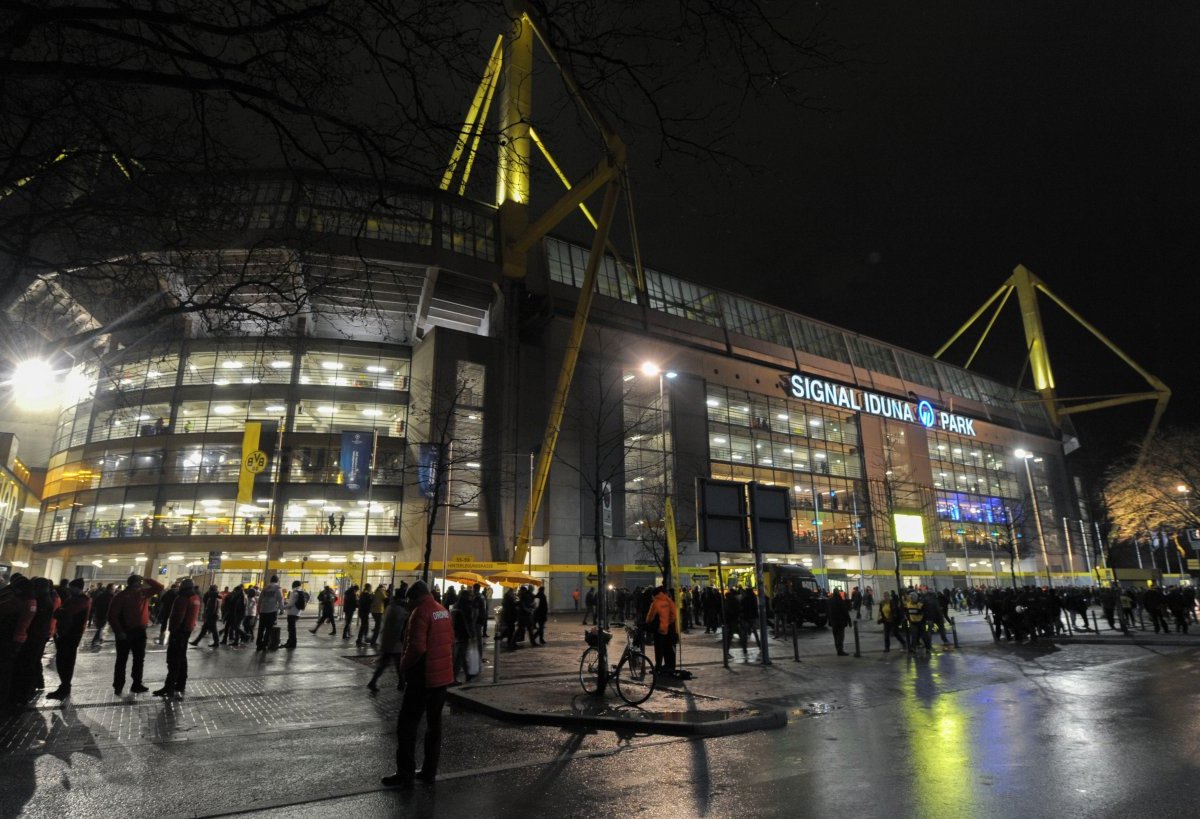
[3,609,1199,818]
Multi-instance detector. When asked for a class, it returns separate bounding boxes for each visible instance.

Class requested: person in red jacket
[155,578,201,699]
[108,573,164,695]
[382,580,453,788]
[47,578,92,700]
[0,575,38,705]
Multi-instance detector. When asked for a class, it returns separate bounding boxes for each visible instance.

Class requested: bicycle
[579,622,657,706]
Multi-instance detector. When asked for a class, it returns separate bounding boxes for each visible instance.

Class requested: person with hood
[108,573,164,695]
[47,578,92,700]
[190,586,222,647]
[645,585,679,675]
[256,575,284,651]
[368,593,410,692]
[155,578,201,699]
[382,581,453,788]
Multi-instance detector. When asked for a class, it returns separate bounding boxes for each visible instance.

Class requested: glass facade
[36,338,412,546]
[705,384,867,550]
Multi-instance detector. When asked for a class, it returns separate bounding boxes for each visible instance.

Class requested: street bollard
[722,623,730,669]
[951,616,960,648]
[853,620,861,657]
[792,619,801,662]
[492,634,501,683]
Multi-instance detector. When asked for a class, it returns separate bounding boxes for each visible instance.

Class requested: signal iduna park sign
[786,372,977,436]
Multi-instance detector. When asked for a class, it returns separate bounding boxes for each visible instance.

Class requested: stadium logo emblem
[917,400,936,428]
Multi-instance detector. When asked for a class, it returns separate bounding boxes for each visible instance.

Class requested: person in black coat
[221,586,246,645]
[532,586,548,645]
[191,586,221,647]
[91,584,114,645]
[829,589,852,656]
[342,585,359,639]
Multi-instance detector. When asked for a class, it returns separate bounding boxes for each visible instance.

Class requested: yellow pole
[513,179,623,564]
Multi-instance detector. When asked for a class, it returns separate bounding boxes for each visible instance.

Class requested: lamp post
[957,528,972,589]
[1015,449,1053,589]
[640,361,675,588]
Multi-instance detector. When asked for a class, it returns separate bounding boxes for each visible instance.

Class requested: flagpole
[441,440,454,593]
[359,428,378,587]
[261,418,285,587]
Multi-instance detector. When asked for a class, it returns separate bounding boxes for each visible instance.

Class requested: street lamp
[1015,449,1053,588]
[639,361,674,586]
[7,358,63,411]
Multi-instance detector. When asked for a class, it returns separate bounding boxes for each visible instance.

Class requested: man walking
[256,575,284,651]
[154,578,200,699]
[108,573,164,695]
[582,586,596,625]
[47,578,91,700]
[382,581,453,788]
[311,586,337,635]
[342,585,359,639]
[90,583,114,645]
[829,589,852,656]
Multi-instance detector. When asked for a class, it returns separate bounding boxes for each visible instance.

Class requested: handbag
[465,641,481,677]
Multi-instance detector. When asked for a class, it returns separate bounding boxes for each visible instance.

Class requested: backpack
[295,590,309,610]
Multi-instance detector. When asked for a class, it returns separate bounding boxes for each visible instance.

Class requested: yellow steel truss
[935,264,1170,451]
[442,4,644,565]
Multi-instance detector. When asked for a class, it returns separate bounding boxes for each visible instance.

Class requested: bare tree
[0,1,843,357]
[1103,428,1200,537]
[553,331,659,588]
[402,368,487,583]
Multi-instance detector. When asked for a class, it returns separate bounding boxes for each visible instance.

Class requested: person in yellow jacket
[645,586,679,676]
[368,584,388,646]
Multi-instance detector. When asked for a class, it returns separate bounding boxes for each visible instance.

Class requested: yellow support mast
[441,3,640,566]
[935,264,1170,453]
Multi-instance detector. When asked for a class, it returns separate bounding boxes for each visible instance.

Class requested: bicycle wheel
[615,650,656,706]
[579,646,602,695]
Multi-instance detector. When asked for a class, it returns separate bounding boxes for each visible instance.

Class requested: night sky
[615,3,1200,476]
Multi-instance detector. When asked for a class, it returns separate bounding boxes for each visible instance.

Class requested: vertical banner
[417,443,440,498]
[238,420,278,506]
[664,496,682,635]
[340,431,373,491]
[237,421,264,505]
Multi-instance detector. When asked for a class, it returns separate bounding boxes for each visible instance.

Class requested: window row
[705,387,860,446]
[43,440,414,498]
[55,398,408,451]
[546,237,1039,419]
